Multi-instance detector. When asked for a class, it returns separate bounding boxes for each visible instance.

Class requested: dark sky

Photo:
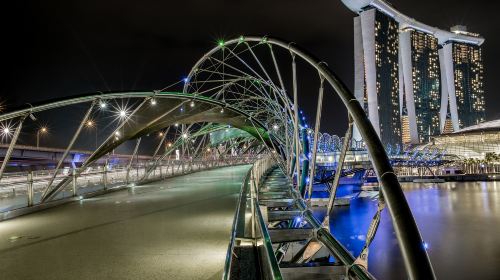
[2,0,500,135]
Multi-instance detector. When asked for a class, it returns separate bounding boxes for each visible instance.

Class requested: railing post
[27,171,34,207]
[103,164,108,190]
[72,168,77,197]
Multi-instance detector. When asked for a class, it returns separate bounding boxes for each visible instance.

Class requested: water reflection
[314,181,500,279]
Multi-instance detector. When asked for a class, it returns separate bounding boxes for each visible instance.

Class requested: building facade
[345,0,485,146]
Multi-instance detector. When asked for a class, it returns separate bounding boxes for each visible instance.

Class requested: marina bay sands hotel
[342,0,486,146]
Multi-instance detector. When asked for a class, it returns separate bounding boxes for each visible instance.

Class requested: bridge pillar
[27,171,34,207]
[72,169,77,196]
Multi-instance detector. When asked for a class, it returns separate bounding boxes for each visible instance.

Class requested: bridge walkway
[0,165,250,280]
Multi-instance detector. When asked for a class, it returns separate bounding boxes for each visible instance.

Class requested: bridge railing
[223,156,282,280]
[0,156,256,217]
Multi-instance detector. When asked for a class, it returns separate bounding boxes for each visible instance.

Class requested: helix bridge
[0,36,435,279]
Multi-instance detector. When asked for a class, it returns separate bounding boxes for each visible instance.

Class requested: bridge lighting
[272,124,279,131]
[167,142,172,147]
[99,101,107,109]
[36,126,48,148]
[158,132,164,137]
[182,133,188,139]
[86,120,94,127]
[243,145,247,149]
[150,98,157,105]
[174,123,179,127]
[218,40,225,47]
[190,100,195,107]
[295,216,302,223]
[423,242,429,250]
[207,148,211,152]
[2,127,10,136]
[220,108,224,114]
[115,131,120,137]
[119,110,127,118]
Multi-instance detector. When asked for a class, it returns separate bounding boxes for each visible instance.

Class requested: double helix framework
[0,36,434,279]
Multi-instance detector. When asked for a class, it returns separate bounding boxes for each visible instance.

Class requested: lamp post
[85,120,97,149]
[36,127,48,148]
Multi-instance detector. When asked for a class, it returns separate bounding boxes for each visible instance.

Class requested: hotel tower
[343,0,486,145]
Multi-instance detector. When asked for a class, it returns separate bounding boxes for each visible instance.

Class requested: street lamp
[85,119,97,149]
[37,126,48,148]
[0,124,12,143]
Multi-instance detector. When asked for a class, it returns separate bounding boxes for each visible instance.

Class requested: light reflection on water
[313,181,500,280]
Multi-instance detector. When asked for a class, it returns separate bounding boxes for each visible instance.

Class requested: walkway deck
[0,165,250,280]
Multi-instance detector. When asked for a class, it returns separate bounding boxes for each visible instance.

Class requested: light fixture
[182,133,188,139]
[190,100,195,107]
[174,123,179,127]
[150,98,157,105]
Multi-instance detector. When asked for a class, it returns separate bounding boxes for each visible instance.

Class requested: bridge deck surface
[0,165,250,280]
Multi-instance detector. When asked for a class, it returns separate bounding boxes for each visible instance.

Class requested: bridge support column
[103,161,108,190]
[27,171,34,207]
[72,169,77,196]
[308,76,325,200]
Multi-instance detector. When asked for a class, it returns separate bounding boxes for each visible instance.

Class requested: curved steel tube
[189,36,435,279]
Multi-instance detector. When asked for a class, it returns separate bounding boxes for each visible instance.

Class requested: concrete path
[0,165,250,280]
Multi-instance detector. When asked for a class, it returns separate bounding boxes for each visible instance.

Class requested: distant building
[353,8,401,146]
[344,0,485,146]
[442,115,454,134]
[401,112,411,144]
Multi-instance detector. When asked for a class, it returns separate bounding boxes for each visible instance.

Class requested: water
[315,181,500,279]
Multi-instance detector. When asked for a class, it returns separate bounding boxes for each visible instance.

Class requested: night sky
[2,0,500,136]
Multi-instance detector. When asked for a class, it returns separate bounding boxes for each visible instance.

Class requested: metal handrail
[254,197,282,279]
[223,156,282,280]
[222,166,250,280]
